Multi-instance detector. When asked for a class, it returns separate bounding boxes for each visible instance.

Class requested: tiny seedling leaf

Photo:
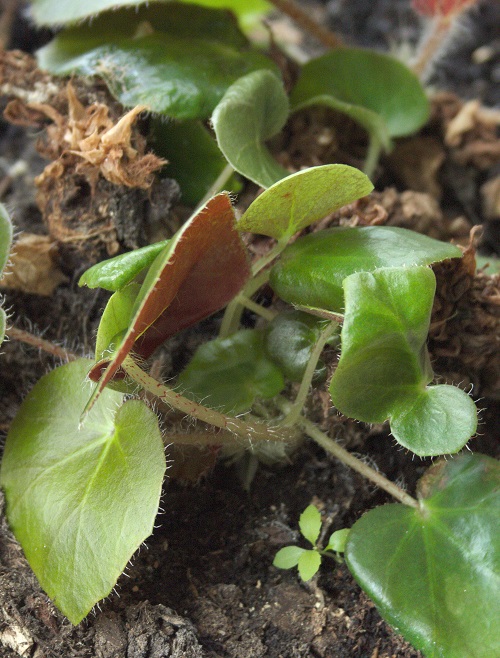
[264,310,330,382]
[88,193,250,405]
[345,454,500,658]
[299,505,322,546]
[298,550,322,581]
[326,529,350,553]
[0,359,166,625]
[79,241,169,292]
[329,267,477,455]
[291,49,429,141]
[37,4,277,119]
[270,226,461,312]
[212,69,290,188]
[151,119,241,205]
[30,0,271,27]
[273,545,305,570]
[178,329,285,414]
[238,164,373,240]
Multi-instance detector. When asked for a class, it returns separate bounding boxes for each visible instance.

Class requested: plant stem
[281,321,338,427]
[268,0,344,50]
[276,396,419,508]
[412,16,450,78]
[235,294,277,322]
[219,268,272,338]
[363,135,383,179]
[6,326,79,361]
[122,357,299,445]
[196,163,235,211]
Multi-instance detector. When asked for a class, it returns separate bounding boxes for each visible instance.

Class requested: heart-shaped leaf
[345,454,500,658]
[37,4,277,119]
[31,0,271,27]
[151,119,242,205]
[89,193,250,404]
[212,69,290,188]
[178,329,284,414]
[270,226,462,312]
[0,359,166,625]
[79,240,169,292]
[291,49,429,141]
[238,164,373,240]
[329,267,477,455]
[265,310,331,382]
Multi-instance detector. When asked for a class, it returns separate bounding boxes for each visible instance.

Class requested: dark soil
[0,1,499,657]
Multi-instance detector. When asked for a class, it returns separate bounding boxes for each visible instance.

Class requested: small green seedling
[273,504,349,581]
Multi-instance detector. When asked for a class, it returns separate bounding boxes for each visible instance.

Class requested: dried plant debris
[432,92,500,169]
[0,233,67,296]
[430,240,500,399]
[1,51,176,264]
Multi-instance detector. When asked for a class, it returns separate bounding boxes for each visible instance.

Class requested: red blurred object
[412,0,477,18]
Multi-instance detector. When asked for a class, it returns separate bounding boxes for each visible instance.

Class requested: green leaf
[178,329,285,414]
[37,4,277,119]
[273,545,305,570]
[270,226,462,312]
[299,505,322,546]
[0,359,166,624]
[326,528,350,553]
[291,48,429,140]
[150,119,241,205]
[265,310,330,383]
[345,454,500,658]
[212,69,290,188]
[298,550,322,581]
[30,0,271,27]
[0,308,6,346]
[95,283,141,362]
[79,241,169,292]
[329,267,477,455]
[238,164,373,240]
[88,193,250,406]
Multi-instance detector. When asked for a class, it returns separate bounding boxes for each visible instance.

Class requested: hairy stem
[276,397,419,508]
[6,326,78,361]
[412,16,450,78]
[122,357,299,445]
[219,268,272,338]
[235,294,278,322]
[268,0,344,50]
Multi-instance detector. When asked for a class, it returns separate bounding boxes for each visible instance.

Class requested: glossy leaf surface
[151,119,241,205]
[212,70,290,188]
[346,454,500,658]
[265,310,329,382]
[291,49,429,140]
[0,359,166,624]
[329,267,477,455]
[178,329,284,414]
[79,241,169,292]
[299,505,322,546]
[31,0,271,27]
[270,226,461,312]
[89,193,250,400]
[238,165,373,239]
[37,4,276,119]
